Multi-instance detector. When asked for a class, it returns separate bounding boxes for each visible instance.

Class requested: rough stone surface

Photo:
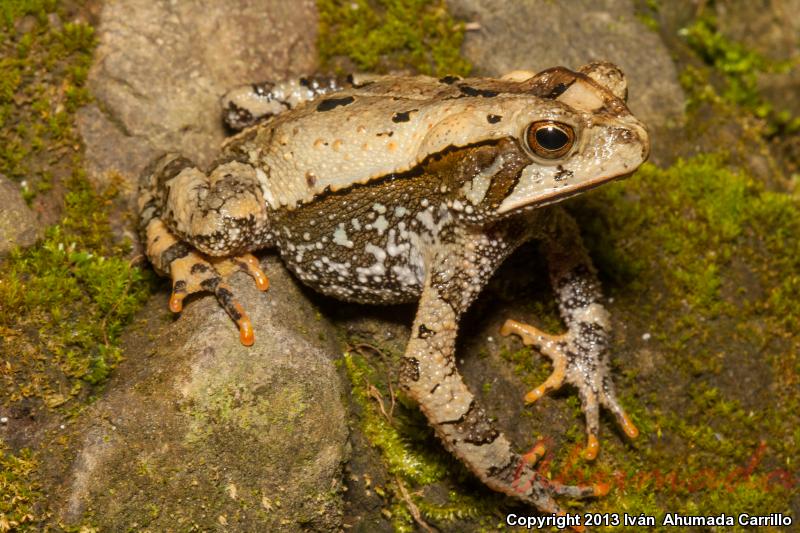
[57,257,349,531]
[713,0,800,117]
[448,0,686,164]
[82,0,318,193]
[61,1,349,530]
[0,174,41,255]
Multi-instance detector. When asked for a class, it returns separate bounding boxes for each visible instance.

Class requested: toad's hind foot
[145,219,269,345]
[167,252,269,346]
[507,450,610,532]
[500,319,638,460]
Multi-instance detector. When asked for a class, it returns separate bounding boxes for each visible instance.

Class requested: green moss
[679,14,800,134]
[578,155,753,317]
[343,351,448,485]
[0,5,95,185]
[0,440,41,531]
[0,3,151,411]
[0,170,153,405]
[340,151,800,526]
[317,0,471,76]
[499,345,552,387]
[633,0,661,32]
[342,349,508,530]
[186,379,310,445]
[561,151,800,525]
[0,0,57,30]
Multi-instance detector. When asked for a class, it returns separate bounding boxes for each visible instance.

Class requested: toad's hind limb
[222,75,350,131]
[401,232,607,521]
[138,153,271,344]
[501,209,638,460]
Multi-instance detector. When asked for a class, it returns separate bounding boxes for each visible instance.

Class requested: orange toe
[593,480,611,497]
[621,413,639,439]
[253,271,270,291]
[243,255,270,291]
[238,318,254,346]
[522,442,547,464]
[524,386,547,404]
[584,434,599,461]
[169,291,185,313]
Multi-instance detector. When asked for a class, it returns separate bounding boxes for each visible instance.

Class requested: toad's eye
[525,121,575,159]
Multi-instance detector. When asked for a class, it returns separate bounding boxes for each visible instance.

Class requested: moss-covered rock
[55,258,349,531]
[317,0,471,76]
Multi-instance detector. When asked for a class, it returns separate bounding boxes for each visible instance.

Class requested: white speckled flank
[332,224,353,248]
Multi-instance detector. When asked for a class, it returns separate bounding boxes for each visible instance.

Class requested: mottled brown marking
[400,357,420,383]
[305,171,317,187]
[316,96,355,112]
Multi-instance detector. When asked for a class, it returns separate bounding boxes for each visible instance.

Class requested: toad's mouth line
[499,171,633,213]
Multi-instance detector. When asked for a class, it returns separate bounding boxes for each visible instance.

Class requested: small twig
[351,342,398,423]
[352,342,387,358]
[128,253,146,268]
[367,383,393,424]
[387,379,397,420]
[395,476,436,533]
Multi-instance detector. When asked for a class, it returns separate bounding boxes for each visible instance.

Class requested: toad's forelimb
[502,208,639,460]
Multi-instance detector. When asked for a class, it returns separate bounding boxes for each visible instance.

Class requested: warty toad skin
[138,63,648,519]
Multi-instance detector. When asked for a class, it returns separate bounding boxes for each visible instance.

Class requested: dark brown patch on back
[470,139,530,211]
[392,109,417,123]
[316,96,355,112]
[544,80,574,99]
[554,165,574,182]
[400,357,420,383]
[458,85,499,98]
[417,324,434,338]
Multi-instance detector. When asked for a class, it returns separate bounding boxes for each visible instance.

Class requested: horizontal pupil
[535,126,568,150]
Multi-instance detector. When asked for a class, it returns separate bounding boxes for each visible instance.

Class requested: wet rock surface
[705,0,800,117]
[81,0,318,192]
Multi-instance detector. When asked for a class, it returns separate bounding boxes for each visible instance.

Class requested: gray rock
[84,0,318,192]
[0,174,41,255]
[448,0,686,163]
[76,103,154,197]
[63,1,349,530]
[712,0,800,118]
[58,257,349,531]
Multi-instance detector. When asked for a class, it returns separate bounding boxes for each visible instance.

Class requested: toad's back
[221,69,633,212]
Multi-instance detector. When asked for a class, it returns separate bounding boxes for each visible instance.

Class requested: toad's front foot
[167,250,269,345]
[500,319,638,460]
